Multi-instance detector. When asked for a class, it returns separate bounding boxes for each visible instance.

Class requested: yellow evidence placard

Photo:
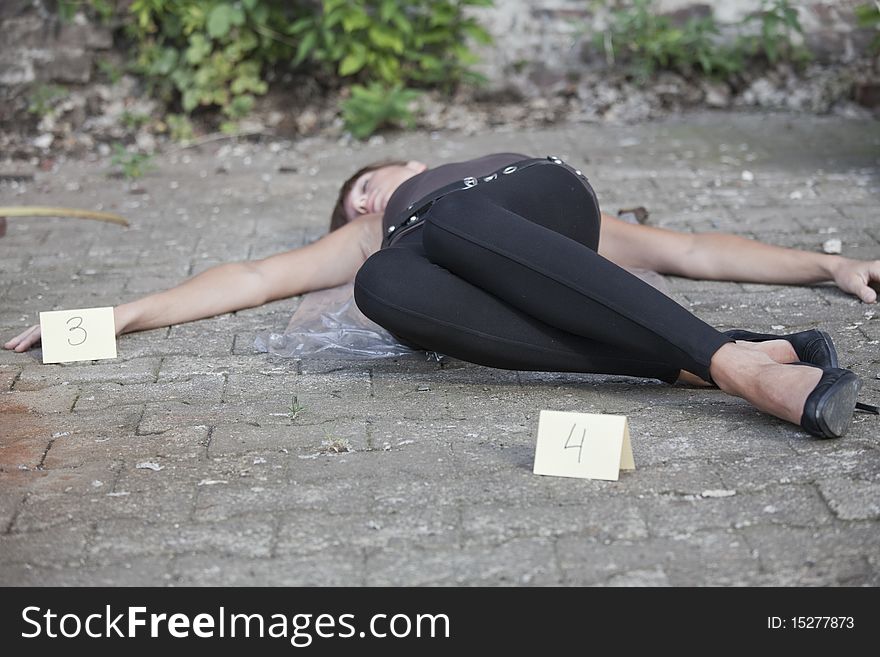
[533,410,635,481]
[39,307,117,364]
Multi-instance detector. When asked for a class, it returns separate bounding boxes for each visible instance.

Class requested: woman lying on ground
[5,153,880,438]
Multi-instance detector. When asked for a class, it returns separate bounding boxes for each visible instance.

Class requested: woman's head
[330,160,427,232]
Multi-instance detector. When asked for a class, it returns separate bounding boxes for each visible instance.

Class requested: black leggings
[354,162,732,384]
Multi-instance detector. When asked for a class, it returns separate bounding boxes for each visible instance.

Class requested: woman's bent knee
[353,250,393,320]
[353,248,421,326]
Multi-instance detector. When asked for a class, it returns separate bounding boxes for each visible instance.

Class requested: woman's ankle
[708,342,774,397]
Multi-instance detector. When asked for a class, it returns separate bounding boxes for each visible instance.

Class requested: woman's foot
[676,339,796,386]
[709,342,823,426]
[735,338,798,364]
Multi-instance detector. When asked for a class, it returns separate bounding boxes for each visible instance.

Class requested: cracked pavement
[1,111,879,585]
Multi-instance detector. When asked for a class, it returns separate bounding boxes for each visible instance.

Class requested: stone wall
[0,0,113,88]
[473,0,875,89]
[1,1,875,95]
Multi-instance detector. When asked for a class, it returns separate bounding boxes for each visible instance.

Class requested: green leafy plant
[110,144,154,179]
[680,16,744,78]
[288,0,492,89]
[128,0,298,122]
[27,84,68,117]
[856,2,880,52]
[737,0,811,64]
[597,0,808,80]
[96,57,125,84]
[57,0,114,22]
[341,82,421,138]
[52,0,493,138]
[597,0,731,79]
[120,110,152,130]
[288,394,306,421]
[165,113,195,141]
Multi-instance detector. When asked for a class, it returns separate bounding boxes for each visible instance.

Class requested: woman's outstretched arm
[598,212,880,303]
[4,213,383,352]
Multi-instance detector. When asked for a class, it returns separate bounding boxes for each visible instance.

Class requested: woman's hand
[831,258,880,303]
[5,307,130,354]
[4,324,42,352]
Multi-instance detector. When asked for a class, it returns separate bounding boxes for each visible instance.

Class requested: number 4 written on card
[563,423,587,463]
[533,410,635,481]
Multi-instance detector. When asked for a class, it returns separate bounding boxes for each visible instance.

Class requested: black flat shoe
[795,364,861,439]
[724,328,838,369]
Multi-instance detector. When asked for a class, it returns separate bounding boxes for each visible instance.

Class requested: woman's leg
[413,165,854,433]
[447,163,798,380]
[421,186,732,383]
[354,235,682,382]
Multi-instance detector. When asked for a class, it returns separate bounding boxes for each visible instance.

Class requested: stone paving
[1,112,878,586]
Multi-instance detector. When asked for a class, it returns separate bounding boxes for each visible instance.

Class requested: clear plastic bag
[254,282,419,359]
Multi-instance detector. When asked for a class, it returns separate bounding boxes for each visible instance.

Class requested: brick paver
[1,112,878,585]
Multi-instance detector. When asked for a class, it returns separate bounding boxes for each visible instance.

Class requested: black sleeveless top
[381,152,528,236]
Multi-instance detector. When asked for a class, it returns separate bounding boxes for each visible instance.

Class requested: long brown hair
[329,160,407,232]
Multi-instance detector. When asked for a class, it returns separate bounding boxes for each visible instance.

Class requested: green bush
[597,0,809,81]
[127,0,297,122]
[58,0,493,138]
[288,0,492,89]
[737,0,811,64]
[597,1,739,78]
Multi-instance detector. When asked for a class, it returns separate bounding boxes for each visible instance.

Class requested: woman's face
[344,160,427,220]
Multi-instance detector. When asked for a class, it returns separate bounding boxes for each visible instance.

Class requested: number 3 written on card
[66,316,87,346]
[39,307,117,364]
